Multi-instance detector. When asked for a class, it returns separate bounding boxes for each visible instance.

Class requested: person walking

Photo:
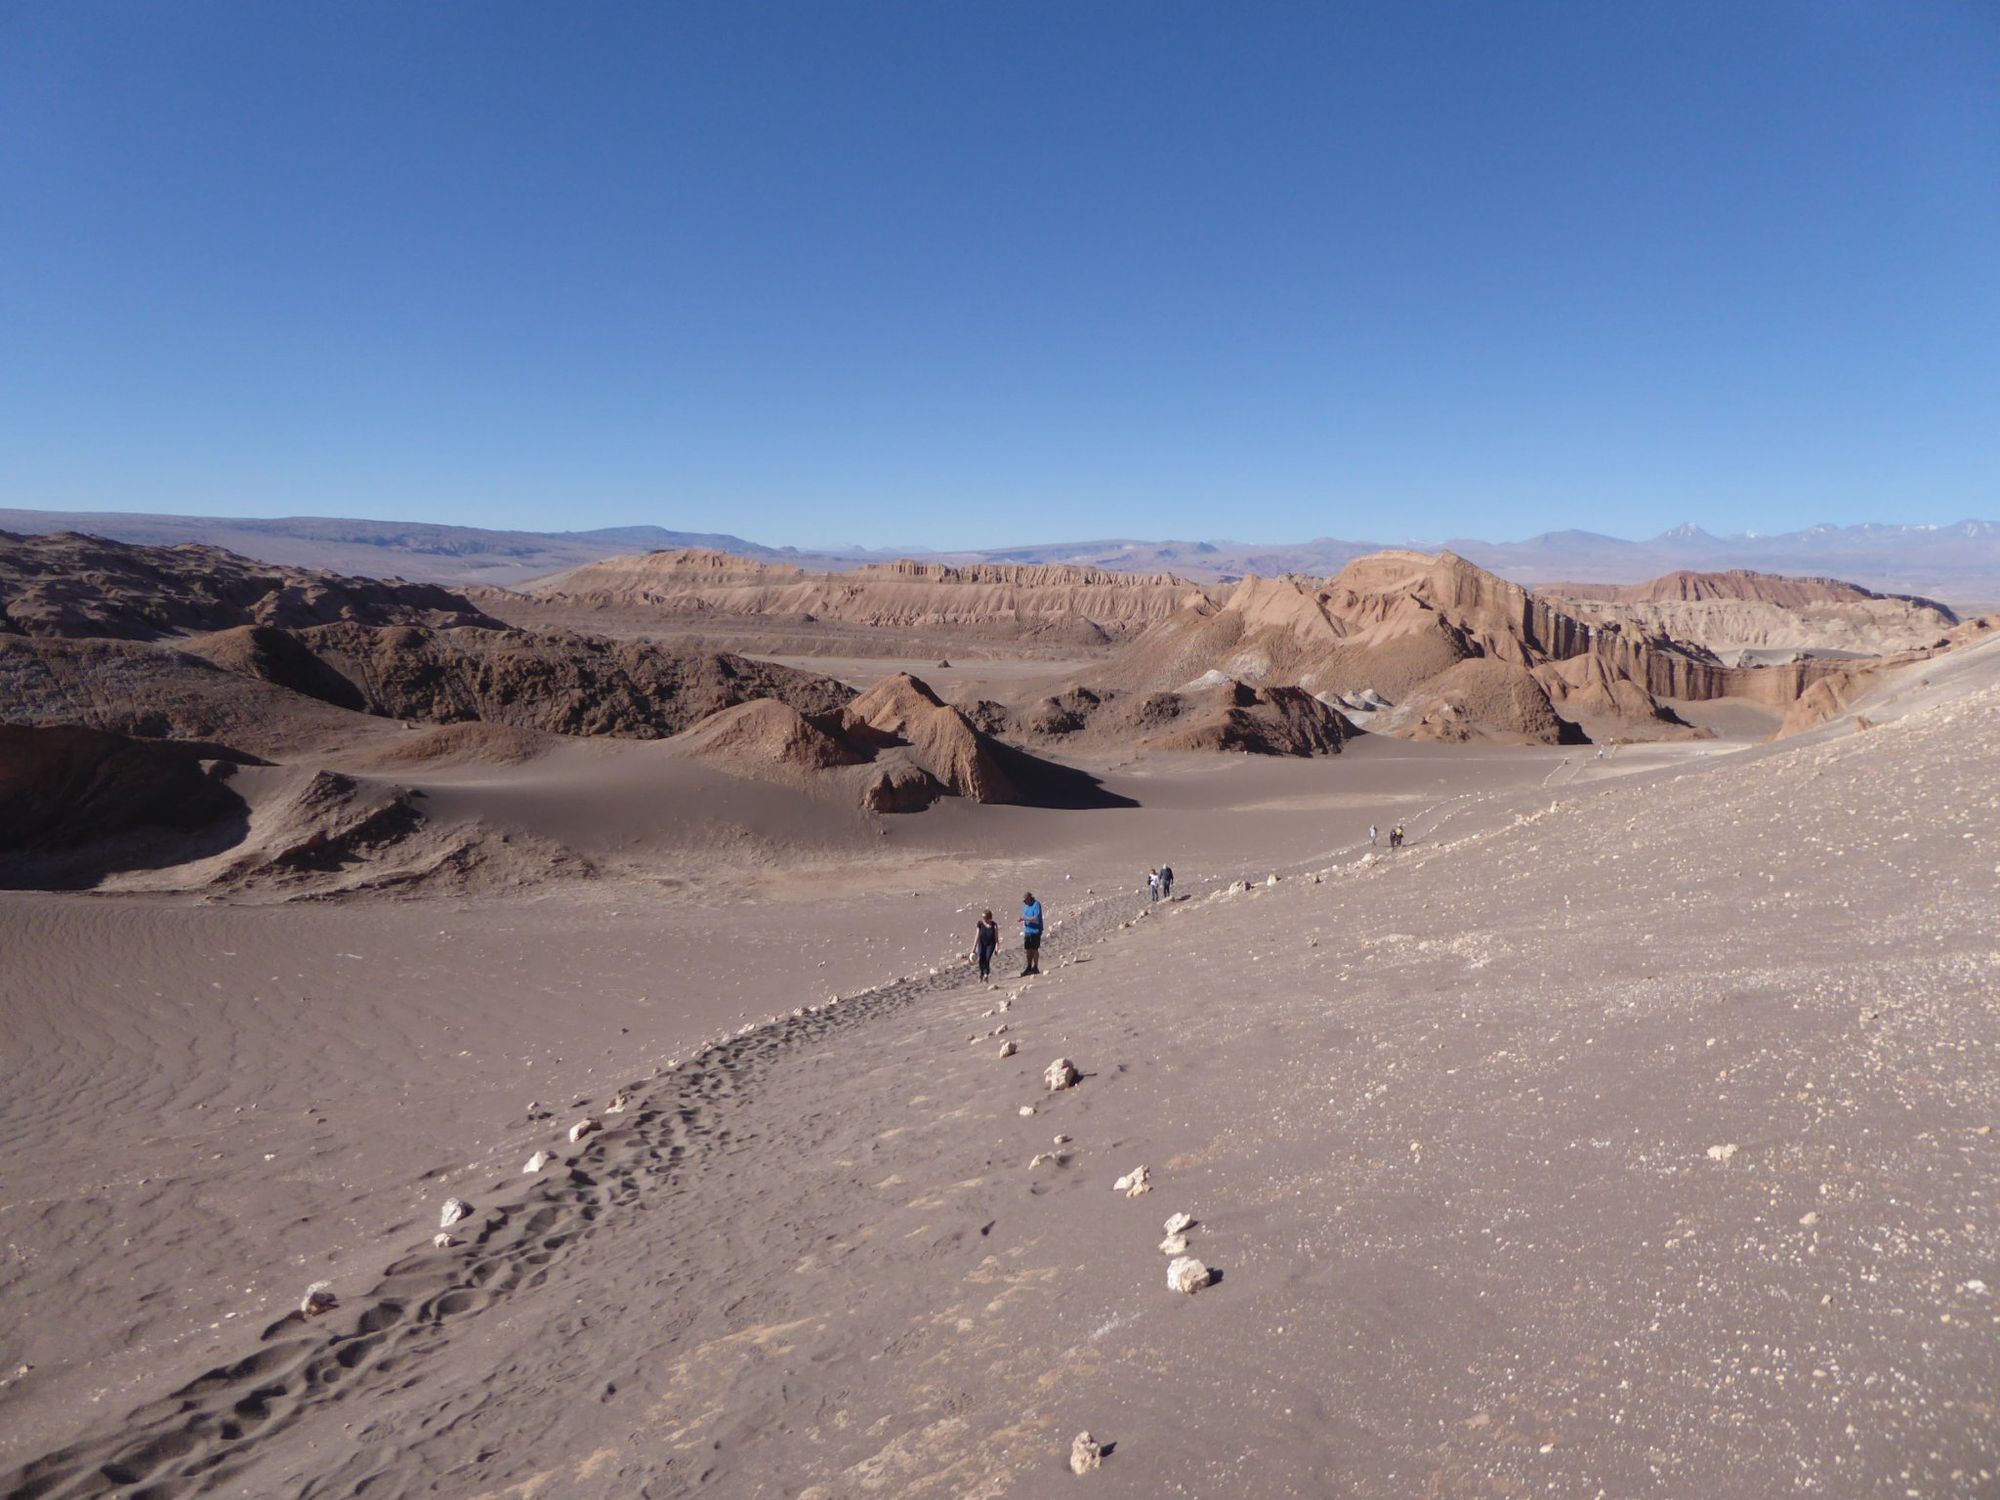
[973,909,998,981]
[1158,863,1173,900]
[1146,868,1160,903]
[1390,822,1405,849]
[1019,891,1044,976]
[1368,824,1378,847]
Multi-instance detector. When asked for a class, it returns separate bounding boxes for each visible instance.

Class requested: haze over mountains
[3,507,1997,604]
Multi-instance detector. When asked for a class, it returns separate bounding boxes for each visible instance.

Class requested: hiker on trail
[1368,824,1378,847]
[1390,823,1405,849]
[974,910,998,981]
[1020,892,1044,976]
[1146,868,1160,903]
[1158,864,1174,900]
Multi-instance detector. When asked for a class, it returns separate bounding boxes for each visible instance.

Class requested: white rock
[439,1197,471,1229]
[1166,1256,1211,1294]
[1965,1279,1989,1296]
[523,1150,552,1174]
[604,1092,631,1114]
[1265,873,1280,886]
[1069,1431,1103,1475]
[1053,1134,1071,1145]
[1045,1058,1079,1092]
[569,1117,601,1144]
[1162,1211,1194,1234]
[1706,1143,1739,1163]
[1798,1211,1819,1226]
[1159,1233,1188,1255]
[1112,1165,1151,1197]
[432,1232,456,1249]
[300,1281,337,1318]
[998,1040,1018,1058]
[1019,1104,1036,1116]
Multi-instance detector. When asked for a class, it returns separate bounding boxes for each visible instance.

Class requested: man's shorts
[1023,932,1041,950]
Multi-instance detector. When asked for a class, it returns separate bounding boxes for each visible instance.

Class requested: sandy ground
[3,652,1995,1495]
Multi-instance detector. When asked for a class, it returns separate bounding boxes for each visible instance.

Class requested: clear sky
[3,2,1995,549]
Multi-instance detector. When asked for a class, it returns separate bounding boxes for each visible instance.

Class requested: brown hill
[1095,550,1642,742]
[845,672,1018,802]
[674,673,1133,812]
[1400,659,1581,745]
[0,530,495,640]
[1537,570,1959,662]
[188,621,855,738]
[510,548,1209,651]
[1081,548,1990,745]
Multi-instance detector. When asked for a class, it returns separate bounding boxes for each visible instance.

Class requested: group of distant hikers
[969,825,1412,985]
[970,867,1178,982]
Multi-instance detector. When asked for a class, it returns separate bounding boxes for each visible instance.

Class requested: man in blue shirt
[1019,892,1044,976]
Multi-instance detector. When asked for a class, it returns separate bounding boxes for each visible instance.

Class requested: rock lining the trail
[1069,1430,1104,1475]
[1044,1057,1079,1091]
[1166,1256,1212,1294]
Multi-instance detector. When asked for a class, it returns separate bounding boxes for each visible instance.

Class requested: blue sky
[3,2,1995,549]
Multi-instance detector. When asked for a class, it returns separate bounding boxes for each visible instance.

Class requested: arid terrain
[2,530,1996,1498]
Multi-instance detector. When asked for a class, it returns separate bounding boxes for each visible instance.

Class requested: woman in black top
[974,910,999,980]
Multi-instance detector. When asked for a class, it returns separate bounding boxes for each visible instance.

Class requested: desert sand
[3,533,1998,1498]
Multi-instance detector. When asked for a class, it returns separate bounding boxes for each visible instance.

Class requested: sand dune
[4,642,1994,1496]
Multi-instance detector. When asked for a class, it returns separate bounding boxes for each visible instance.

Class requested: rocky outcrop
[0,530,496,641]
[1538,570,1959,661]
[1400,659,1580,745]
[193,621,855,738]
[846,674,1018,802]
[517,548,1207,646]
[0,725,250,858]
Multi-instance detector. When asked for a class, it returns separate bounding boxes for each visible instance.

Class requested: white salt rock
[998,1040,1017,1058]
[432,1232,456,1249]
[1159,1233,1188,1255]
[569,1117,601,1144]
[1706,1143,1738,1163]
[1166,1256,1211,1294]
[439,1197,470,1229]
[604,1092,631,1114]
[524,1150,552,1174]
[1019,1105,1036,1116]
[1045,1058,1079,1092]
[1112,1166,1151,1197]
[1069,1431,1102,1475]
[1162,1211,1194,1234]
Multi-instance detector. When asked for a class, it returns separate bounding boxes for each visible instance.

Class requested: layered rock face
[1537,570,1959,661]
[517,548,1207,646]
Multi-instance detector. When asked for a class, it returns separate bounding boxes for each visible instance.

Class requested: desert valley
[3,523,1997,1497]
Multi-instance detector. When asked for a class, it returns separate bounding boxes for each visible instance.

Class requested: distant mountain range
[2,508,1996,606]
